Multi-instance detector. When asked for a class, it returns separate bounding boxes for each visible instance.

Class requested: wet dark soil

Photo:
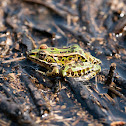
[0,0,126,125]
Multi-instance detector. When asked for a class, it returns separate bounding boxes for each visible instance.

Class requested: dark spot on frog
[71,47,76,50]
[64,59,68,63]
[78,70,81,76]
[89,57,92,62]
[83,69,85,74]
[51,47,55,50]
[87,70,90,75]
[72,66,76,68]
[85,72,87,75]
[48,59,52,63]
[68,64,72,67]
[68,57,72,60]
[78,57,80,60]
[81,57,87,61]
[72,55,76,58]
[60,51,67,53]
[62,66,65,70]
[86,67,89,71]
[31,57,36,62]
[58,57,62,61]
[46,59,49,62]
[75,73,78,77]
[93,61,97,64]
[67,72,70,76]
[63,47,70,49]
[55,72,59,76]
[63,56,68,59]
[71,72,74,76]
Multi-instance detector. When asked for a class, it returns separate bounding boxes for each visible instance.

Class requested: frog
[27,44,101,81]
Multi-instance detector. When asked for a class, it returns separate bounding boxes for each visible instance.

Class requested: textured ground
[0,0,126,125]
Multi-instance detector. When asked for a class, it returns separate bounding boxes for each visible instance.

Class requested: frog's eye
[39,44,48,49]
[38,51,46,60]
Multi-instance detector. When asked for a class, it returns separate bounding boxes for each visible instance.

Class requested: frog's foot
[46,67,59,76]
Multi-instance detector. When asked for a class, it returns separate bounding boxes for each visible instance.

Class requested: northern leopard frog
[27,44,101,81]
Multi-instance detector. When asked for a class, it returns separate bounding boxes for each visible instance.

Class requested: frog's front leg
[36,66,59,76]
[46,66,59,76]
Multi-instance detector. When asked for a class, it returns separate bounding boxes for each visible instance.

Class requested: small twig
[58,24,90,45]
[114,77,126,89]
[77,0,83,26]
[0,94,36,125]
[52,22,66,36]
[105,63,126,100]
[20,74,50,116]
[56,3,78,16]
[2,56,26,64]
[108,86,126,101]
[112,15,126,34]
[105,63,116,86]
[25,19,54,38]
[25,33,37,49]
[1,45,10,56]
[67,78,106,118]
[0,83,16,102]
[23,0,75,19]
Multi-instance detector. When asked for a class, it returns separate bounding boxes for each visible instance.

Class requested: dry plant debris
[0,0,126,125]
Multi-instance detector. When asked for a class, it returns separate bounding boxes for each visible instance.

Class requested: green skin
[27,44,101,80]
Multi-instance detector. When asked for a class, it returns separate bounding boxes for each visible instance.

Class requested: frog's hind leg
[84,52,102,64]
[75,64,101,81]
[74,71,97,81]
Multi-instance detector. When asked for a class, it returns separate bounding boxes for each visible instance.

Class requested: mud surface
[0,0,126,125]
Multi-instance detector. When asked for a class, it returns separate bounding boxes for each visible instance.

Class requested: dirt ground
[0,0,126,125]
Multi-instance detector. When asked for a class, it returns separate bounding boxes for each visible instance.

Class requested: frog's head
[27,49,39,58]
[27,49,47,60]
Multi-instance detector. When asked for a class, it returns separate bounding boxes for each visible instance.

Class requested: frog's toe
[61,71,67,77]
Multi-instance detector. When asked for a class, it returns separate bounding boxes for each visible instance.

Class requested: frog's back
[39,44,101,65]
[45,44,80,55]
